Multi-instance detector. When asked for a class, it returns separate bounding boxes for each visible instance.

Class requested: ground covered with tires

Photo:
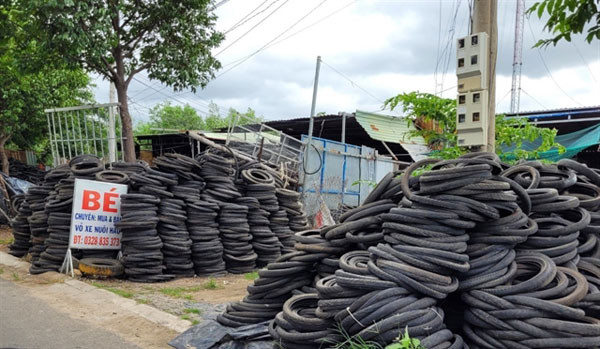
[7,150,309,282]
[208,154,600,349]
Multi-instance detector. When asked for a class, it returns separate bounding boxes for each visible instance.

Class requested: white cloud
[92,0,600,125]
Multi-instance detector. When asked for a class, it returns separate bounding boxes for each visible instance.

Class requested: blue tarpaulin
[501,122,600,161]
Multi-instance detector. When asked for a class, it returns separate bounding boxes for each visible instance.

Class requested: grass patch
[160,285,200,299]
[160,280,221,299]
[0,267,4,274]
[180,314,200,325]
[91,282,134,298]
[203,278,222,290]
[11,272,20,281]
[184,308,202,315]
[136,298,150,305]
[0,237,14,245]
[244,271,259,281]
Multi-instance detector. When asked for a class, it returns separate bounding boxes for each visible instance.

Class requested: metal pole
[301,56,321,199]
[341,113,347,143]
[46,113,56,167]
[108,83,117,163]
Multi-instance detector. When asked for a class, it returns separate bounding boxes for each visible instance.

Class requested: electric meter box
[456,32,488,93]
[456,91,488,146]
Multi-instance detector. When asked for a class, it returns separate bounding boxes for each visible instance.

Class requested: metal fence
[299,135,397,219]
[45,103,123,167]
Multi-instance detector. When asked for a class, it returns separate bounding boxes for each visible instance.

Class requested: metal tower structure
[510,0,525,113]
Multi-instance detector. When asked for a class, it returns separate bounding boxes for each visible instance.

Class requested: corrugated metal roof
[355,110,427,145]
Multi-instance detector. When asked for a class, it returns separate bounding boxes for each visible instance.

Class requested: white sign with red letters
[69,179,128,250]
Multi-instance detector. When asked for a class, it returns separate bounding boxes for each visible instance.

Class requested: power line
[521,88,548,110]
[132,73,213,109]
[320,59,385,105]
[225,0,272,34]
[526,17,584,106]
[571,41,599,84]
[496,89,511,108]
[216,0,329,78]
[131,76,210,115]
[221,0,356,69]
[214,0,289,57]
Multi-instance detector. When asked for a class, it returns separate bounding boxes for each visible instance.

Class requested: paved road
[0,278,141,349]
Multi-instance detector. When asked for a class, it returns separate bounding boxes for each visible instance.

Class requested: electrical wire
[215,0,289,57]
[131,76,211,115]
[496,89,512,108]
[225,0,273,34]
[216,0,329,78]
[221,0,356,69]
[320,60,385,105]
[571,41,599,84]
[526,17,584,106]
[521,88,548,110]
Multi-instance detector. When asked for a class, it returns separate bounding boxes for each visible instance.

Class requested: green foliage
[384,92,456,148]
[244,272,259,281]
[330,325,426,349]
[0,3,92,167]
[23,0,224,92]
[352,179,378,188]
[385,328,425,349]
[203,277,221,290]
[134,101,263,135]
[528,0,600,47]
[385,92,564,161]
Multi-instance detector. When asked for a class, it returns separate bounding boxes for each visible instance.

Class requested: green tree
[528,0,600,47]
[23,0,225,161]
[134,101,264,135]
[0,4,91,174]
[384,92,565,161]
[135,102,205,135]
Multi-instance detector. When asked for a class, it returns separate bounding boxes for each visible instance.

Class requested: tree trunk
[115,82,136,162]
[0,134,10,176]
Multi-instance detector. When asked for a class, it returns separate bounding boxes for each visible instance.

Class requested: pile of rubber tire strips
[217,153,600,349]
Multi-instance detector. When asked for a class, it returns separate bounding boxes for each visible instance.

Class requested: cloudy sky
[92,0,600,125]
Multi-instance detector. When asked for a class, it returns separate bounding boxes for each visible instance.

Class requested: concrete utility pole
[472,0,498,153]
[108,82,117,163]
[300,56,321,199]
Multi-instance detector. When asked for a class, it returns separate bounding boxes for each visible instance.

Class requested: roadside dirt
[0,223,255,327]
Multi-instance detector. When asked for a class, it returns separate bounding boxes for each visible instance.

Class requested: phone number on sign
[72,235,120,246]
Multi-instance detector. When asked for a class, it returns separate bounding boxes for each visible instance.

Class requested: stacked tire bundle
[218,202,257,274]
[35,156,105,272]
[197,152,240,203]
[240,169,294,254]
[217,250,318,328]
[26,167,70,268]
[336,199,397,249]
[240,196,282,267]
[462,253,600,348]
[117,193,168,282]
[276,188,310,233]
[157,197,194,276]
[8,197,31,257]
[187,200,225,276]
[154,153,203,183]
[269,293,335,348]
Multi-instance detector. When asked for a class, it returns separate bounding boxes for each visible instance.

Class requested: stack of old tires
[25,166,70,271]
[218,153,600,349]
[118,166,176,282]
[276,188,310,233]
[197,152,241,203]
[187,200,225,276]
[34,156,106,273]
[8,197,31,257]
[242,196,282,267]
[218,202,257,273]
